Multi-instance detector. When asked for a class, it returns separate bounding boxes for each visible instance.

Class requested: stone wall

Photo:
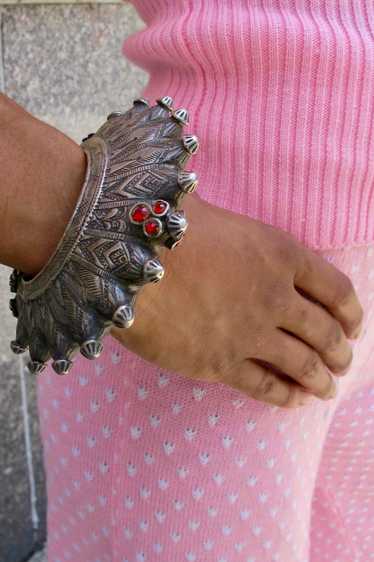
[0,3,147,560]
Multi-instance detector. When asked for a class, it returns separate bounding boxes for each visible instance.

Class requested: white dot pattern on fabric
[37,243,374,561]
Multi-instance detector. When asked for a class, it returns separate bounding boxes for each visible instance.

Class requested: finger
[294,249,364,339]
[280,289,353,375]
[221,359,317,409]
[256,329,337,400]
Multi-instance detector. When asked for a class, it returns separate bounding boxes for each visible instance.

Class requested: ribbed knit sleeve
[123,0,374,251]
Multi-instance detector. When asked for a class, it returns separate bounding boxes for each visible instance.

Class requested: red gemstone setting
[143,218,162,238]
[130,204,151,223]
[130,200,168,239]
[152,200,169,216]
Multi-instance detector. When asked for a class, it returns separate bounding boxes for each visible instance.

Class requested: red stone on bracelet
[130,204,151,223]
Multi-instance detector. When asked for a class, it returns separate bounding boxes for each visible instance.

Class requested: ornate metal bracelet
[8,96,199,375]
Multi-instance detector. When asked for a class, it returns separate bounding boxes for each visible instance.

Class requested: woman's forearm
[0,93,86,276]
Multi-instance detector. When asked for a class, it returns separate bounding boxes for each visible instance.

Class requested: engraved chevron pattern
[10,96,199,375]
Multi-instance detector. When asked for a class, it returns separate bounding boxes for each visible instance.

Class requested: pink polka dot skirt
[37,243,374,562]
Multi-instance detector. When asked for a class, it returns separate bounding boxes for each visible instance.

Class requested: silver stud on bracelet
[9,95,200,375]
[80,340,104,360]
[52,359,73,376]
[157,95,173,109]
[183,134,199,154]
[178,170,198,193]
[173,108,189,125]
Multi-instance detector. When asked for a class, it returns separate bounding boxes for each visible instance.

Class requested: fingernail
[298,391,315,406]
[340,364,351,376]
[327,384,338,400]
[351,319,363,339]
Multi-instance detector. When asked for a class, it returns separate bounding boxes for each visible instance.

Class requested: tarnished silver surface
[9,96,199,375]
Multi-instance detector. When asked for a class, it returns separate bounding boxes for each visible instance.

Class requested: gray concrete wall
[0,3,147,560]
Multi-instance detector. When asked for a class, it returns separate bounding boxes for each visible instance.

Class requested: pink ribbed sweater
[123,0,374,250]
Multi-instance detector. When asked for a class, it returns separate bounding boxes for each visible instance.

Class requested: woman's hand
[112,192,364,408]
[0,93,363,407]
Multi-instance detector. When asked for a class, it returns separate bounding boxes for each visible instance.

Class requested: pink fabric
[39,246,374,562]
[37,2,374,561]
[123,0,374,251]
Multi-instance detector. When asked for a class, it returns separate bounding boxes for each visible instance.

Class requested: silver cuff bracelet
[8,96,199,375]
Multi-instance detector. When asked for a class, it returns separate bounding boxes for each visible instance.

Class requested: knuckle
[276,238,300,270]
[300,352,321,381]
[262,281,292,313]
[253,369,277,400]
[296,306,309,328]
[294,251,314,284]
[332,273,355,308]
[329,346,353,374]
[319,377,336,400]
[324,321,344,353]
[351,304,364,335]
[279,385,299,409]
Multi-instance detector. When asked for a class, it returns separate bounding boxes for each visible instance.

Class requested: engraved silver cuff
[9,96,199,375]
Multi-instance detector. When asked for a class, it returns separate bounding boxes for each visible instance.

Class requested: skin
[0,93,364,408]
[113,193,363,408]
[0,93,86,275]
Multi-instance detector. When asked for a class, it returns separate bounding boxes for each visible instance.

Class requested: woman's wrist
[0,94,86,276]
[110,190,205,346]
